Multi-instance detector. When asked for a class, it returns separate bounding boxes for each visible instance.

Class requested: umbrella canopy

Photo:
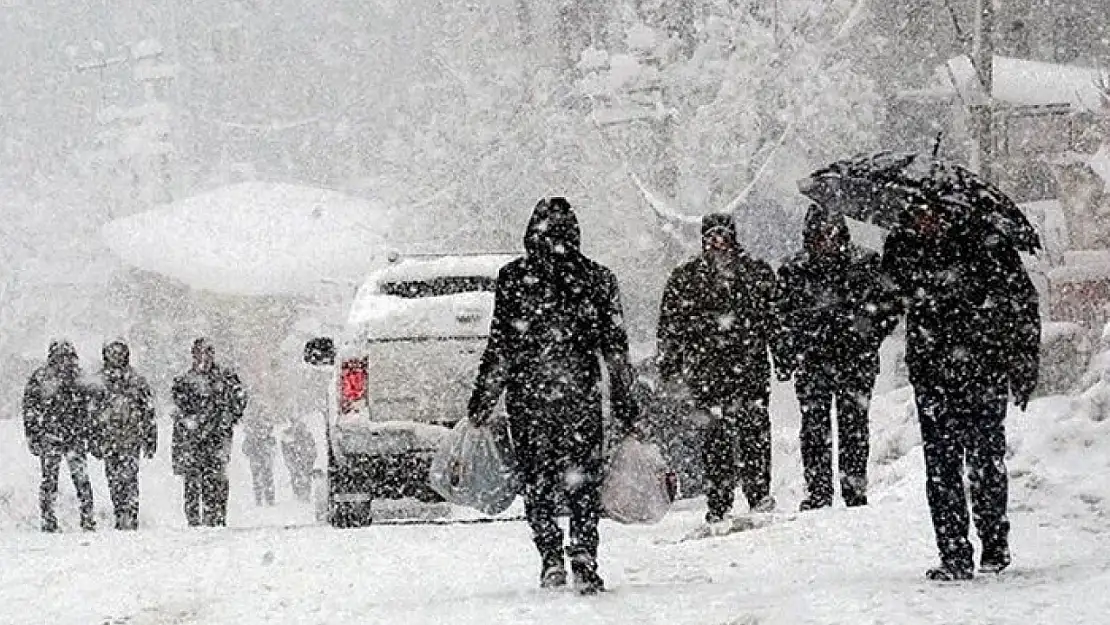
[102,182,403,297]
[797,152,1041,253]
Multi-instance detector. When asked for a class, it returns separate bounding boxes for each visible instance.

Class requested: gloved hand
[1013,380,1036,411]
[27,438,42,457]
[660,380,690,401]
[469,409,491,428]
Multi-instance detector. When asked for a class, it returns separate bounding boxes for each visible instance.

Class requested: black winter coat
[171,365,247,474]
[777,246,900,383]
[22,366,94,455]
[881,224,1040,398]
[658,252,780,405]
[89,366,157,458]
[468,199,639,468]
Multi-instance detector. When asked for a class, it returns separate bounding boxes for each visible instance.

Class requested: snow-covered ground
[2,370,1110,624]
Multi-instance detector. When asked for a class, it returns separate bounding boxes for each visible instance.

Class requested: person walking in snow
[657,213,782,523]
[882,202,1040,581]
[242,417,276,507]
[777,205,900,511]
[171,338,247,527]
[88,340,157,530]
[22,340,97,532]
[281,418,316,503]
[467,197,642,595]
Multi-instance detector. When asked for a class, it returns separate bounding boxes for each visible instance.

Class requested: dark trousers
[286,459,313,502]
[40,450,95,532]
[796,368,874,507]
[104,453,141,530]
[183,452,231,526]
[703,396,772,518]
[248,454,275,506]
[915,379,1010,569]
[521,454,603,566]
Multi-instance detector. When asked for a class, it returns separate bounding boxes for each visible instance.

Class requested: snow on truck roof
[368,253,518,285]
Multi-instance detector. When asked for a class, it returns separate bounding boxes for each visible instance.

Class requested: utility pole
[972,0,995,182]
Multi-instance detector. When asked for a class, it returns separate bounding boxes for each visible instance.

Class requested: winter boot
[569,552,605,595]
[539,553,567,589]
[843,494,868,508]
[979,545,1011,574]
[925,562,974,581]
[750,495,776,513]
[798,497,831,512]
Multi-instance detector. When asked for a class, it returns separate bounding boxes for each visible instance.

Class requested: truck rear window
[379,276,497,298]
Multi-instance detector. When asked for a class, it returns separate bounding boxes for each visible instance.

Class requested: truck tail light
[339,358,368,414]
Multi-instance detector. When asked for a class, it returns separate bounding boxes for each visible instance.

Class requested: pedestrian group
[23,192,1040,594]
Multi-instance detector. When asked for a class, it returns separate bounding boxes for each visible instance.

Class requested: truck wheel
[327,456,373,528]
[330,500,373,528]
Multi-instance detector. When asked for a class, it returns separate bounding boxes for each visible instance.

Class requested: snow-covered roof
[102,182,403,297]
[932,55,1107,112]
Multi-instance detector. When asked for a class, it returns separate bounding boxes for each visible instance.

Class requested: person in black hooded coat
[777,204,900,510]
[468,197,640,595]
[882,203,1040,581]
[22,340,97,532]
[89,340,157,530]
[657,213,781,523]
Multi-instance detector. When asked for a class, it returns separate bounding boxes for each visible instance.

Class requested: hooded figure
[776,204,900,511]
[89,340,157,530]
[882,202,1040,581]
[22,340,96,532]
[468,197,640,595]
[657,213,781,523]
[172,338,248,527]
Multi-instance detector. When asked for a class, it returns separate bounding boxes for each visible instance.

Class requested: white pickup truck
[304,253,516,527]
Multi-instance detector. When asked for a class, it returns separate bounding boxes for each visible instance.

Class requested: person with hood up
[281,418,316,503]
[882,202,1040,581]
[22,340,97,532]
[89,340,157,530]
[777,204,900,511]
[468,197,641,595]
[172,339,248,527]
[241,417,276,507]
[657,213,781,523]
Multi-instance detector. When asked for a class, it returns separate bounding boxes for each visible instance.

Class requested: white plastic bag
[601,438,676,525]
[428,419,519,515]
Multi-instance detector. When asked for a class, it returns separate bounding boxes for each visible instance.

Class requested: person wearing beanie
[22,340,97,532]
[171,338,248,527]
[468,197,642,595]
[657,212,782,523]
[89,340,157,530]
[776,204,900,512]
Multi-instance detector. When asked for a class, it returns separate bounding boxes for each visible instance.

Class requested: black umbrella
[797,151,1041,253]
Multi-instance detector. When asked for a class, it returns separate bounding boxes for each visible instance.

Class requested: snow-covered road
[2,464,1108,625]
[4,376,1110,624]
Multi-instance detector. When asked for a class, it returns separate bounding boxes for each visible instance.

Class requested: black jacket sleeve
[137,375,158,455]
[774,262,803,376]
[596,270,639,427]
[468,266,514,422]
[22,372,44,453]
[1002,250,1041,401]
[656,267,687,383]
[224,371,247,429]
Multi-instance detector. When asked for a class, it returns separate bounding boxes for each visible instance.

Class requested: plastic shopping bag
[428,419,519,515]
[601,438,677,525]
